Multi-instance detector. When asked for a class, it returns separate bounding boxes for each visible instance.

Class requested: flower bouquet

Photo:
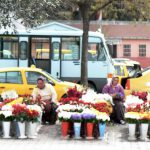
[0,111,13,138]
[0,110,14,122]
[58,111,73,138]
[71,113,82,123]
[125,112,140,124]
[139,112,150,141]
[26,105,42,122]
[131,91,148,101]
[58,111,72,122]
[0,105,14,138]
[21,94,35,105]
[12,104,28,122]
[71,113,82,139]
[125,112,140,140]
[1,90,18,100]
[96,112,110,123]
[96,112,110,139]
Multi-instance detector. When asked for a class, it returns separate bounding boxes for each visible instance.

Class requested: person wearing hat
[102,76,125,125]
[32,76,57,125]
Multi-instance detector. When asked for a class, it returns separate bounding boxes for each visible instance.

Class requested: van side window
[0,71,22,84]
[52,42,60,60]
[0,72,6,83]
[0,37,18,59]
[20,41,28,60]
[114,66,125,76]
[31,37,50,59]
[88,43,99,61]
[61,37,80,60]
[25,71,49,84]
[97,42,106,61]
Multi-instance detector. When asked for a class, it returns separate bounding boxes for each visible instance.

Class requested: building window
[139,45,146,57]
[123,45,131,57]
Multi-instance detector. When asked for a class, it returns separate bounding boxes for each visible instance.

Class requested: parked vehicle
[122,68,150,96]
[0,22,115,92]
[0,67,81,101]
[113,58,141,77]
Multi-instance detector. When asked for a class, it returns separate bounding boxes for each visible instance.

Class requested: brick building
[63,21,150,68]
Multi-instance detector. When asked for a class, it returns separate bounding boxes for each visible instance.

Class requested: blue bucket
[99,123,106,139]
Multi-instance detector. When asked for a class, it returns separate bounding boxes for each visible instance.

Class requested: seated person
[102,76,125,125]
[32,76,57,125]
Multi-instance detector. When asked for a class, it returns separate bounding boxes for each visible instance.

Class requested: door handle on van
[29,88,33,90]
[73,61,80,65]
[0,87,5,89]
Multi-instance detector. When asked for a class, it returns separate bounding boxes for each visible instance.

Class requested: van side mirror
[134,71,142,78]
[48,80,55,86]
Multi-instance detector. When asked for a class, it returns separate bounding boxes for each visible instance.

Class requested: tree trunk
[79,3,90,87]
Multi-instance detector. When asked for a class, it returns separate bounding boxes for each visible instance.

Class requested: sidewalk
[0,124,150,150]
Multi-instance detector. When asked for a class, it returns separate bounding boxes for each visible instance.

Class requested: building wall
[117,39,150,68]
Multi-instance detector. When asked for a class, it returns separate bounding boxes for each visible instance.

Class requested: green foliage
[103,0,150,21]
[0,114,14,121]
[125,118,139,124]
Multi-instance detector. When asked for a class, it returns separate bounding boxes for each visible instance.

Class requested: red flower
[67,86,82,98]
[3,98,15,104]
[131,91,148,101]
[92,102,110,114]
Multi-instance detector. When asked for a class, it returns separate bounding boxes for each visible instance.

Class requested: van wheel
[88,82,97,91]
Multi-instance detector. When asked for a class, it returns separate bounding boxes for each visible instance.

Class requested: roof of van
[112,58,140,65]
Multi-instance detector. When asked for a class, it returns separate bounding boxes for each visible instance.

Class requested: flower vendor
[102,76,125,125]
[32,76,57,125]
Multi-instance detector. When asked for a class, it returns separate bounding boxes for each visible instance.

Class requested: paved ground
[0,123,150,150]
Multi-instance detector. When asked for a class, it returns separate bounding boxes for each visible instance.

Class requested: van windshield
[127,65,141,77]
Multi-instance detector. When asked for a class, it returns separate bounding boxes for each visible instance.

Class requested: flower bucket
[140,123,149,141]
[128,123,136,140]
[74,122,81,139]
[2,121,11,138]
[18,122,27,139]
[98,122,106,140]
[61,121,70,138]
[86,122,94,139]
[26,122,37,138]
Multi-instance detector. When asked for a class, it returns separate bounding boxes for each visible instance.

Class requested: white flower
[1,105,13,111]
[58,111,73,120]
[1,90,18,100]
[81,89,97,103]
[125,95,143,108]
[57,104,85,113]
[0,111,12,118]
[96,113,110,122]
[95,94,114,105]
[82,108,97,115]
[125,112,140,120]
[27,105,42,113]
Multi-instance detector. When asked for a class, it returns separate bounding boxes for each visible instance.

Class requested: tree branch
[90,0,115,19]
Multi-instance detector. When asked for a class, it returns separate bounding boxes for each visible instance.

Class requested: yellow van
[0,67,81,101]
[114,62,129,83]
[36,48,97,60]
[36,49,72,59]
